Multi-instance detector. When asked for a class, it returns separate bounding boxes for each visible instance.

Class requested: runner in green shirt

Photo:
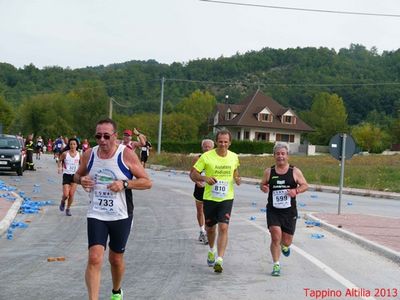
[190,129,241,273]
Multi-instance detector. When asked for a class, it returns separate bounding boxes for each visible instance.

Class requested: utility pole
[157,77,165,154]
[109,97,114,119]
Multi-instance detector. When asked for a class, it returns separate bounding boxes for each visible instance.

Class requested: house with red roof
[212,89,313,153]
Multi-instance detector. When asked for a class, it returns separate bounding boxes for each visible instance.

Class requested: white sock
[274,261,280,265]
[200,225,205,233]
[209,247,216,253]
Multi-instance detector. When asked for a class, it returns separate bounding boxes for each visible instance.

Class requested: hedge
[152,140,274,154]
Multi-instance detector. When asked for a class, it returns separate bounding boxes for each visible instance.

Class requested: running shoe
[198,231,208,245]
[110,290,123,300]
[207,250,216,267]
[65,208,72,216]
[202,232,208,245]
[271,264,280,276]
[281,245,290,257]
[214,257,223,273]
[59,200,65,212]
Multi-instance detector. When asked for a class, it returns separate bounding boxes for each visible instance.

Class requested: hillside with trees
[0,44,399,152]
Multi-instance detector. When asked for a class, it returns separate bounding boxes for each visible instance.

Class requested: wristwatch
[122,180,129,189]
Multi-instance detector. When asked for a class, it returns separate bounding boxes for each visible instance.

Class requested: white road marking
[234,213,376,300]
[170,187,376,300]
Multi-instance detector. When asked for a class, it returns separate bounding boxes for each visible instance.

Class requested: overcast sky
[1,0,399,69]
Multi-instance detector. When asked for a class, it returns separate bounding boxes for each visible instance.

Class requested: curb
[0,192,23,237]
[305,213,400,265]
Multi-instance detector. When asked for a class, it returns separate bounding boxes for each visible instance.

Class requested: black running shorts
[203,199,233,227]
[62,173,75,185]
[87,216,133,253]
[266,209,298,235]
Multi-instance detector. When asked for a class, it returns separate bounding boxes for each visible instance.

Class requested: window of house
[276,134,295,143]
[255,132,270,141]
[237,132,241,140]
[225,112,237,120]
[259,113,272,122]
[283,115,295,124]
[244,131,250,140]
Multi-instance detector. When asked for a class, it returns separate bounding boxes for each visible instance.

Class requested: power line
[199,0,400,18]
[2,77,400,99]
[111,97,134,108]
[167,78,400,87]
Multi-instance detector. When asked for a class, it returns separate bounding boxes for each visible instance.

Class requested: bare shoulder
[293,166,307,183]
[263,167,272,175]
[292,166,304,176]
[261,167,272,182]
[123,146,140,164]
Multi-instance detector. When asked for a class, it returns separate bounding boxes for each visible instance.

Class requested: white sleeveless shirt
[63,151,80,175]
[87,144,134,221]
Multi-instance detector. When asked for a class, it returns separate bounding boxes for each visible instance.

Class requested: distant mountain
[1,43,399,124]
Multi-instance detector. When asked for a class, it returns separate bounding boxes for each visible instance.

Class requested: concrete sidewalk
[305,212,400,265]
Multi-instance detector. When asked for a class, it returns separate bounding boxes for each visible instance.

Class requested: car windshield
[0,137,21,149]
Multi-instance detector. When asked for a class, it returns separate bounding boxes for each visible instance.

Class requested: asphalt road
[0,154,399,300]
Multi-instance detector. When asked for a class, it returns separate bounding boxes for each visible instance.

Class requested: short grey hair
[273,142,289,154]
[201,139,214,148]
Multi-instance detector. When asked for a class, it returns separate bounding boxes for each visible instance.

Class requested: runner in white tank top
[73,119,152,300]
[87,144,133,221]
[57,138,80,216]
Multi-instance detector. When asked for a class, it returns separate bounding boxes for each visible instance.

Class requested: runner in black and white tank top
[87,144,134,221]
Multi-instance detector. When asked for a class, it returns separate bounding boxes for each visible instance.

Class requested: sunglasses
[95,133,114,140]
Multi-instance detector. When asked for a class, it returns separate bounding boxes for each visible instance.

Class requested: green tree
[163,113,198,142]
[115,113,159,142]
[0,95,14,133]
[175,90,216,137]
[117,112,198,143]
[351,122,390,153]
[69,80,109,138]
[301,92,348,145]
[15,93,73,138]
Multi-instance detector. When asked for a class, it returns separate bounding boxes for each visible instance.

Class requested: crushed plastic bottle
[311,233,325,239]
[260,208,267,213]
[305,220,321,226]
[251,201,257,207]
[249,216,256,221]
[310,194,318,199]
[19,198,53,214]
[347,201,353,206]
[11,221,28,229]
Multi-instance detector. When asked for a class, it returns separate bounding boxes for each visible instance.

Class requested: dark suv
[0,134,26,176]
